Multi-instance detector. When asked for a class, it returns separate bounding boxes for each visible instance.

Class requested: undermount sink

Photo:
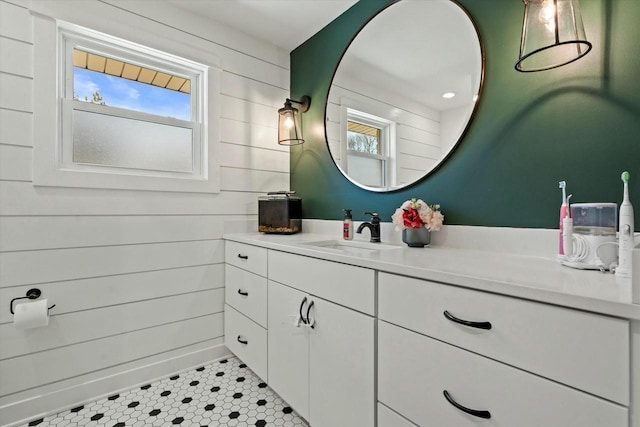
[303,239,401,255]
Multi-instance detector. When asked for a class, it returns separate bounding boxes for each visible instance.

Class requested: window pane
[347,155,384,187]
[347,121,380,154]
[73,109,193,173]
[74,67,191,121]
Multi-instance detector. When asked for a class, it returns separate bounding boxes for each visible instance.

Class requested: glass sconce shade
[515,0,592,72]
[278,96,311,146]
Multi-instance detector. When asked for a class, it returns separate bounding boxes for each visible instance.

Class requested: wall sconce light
[278,96,311,146]
[515,0,592,72]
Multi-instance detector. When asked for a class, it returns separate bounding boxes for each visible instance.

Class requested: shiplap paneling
[0,182,260,215]
[221,71,288,108]
[0,313,224,396]
[0,36,33,77]
[397,137,441,159]
[398,152,439,170]
[101,0,287,68]
[0,73,31,112]
[220,167,289,192]
[0,144,31,181]
[0,0,290,422]
[0,109,32,147]
[397,124,440,146]
[0,215,231,252]
[29,0,288,89]
[325,120,340,146]
[1,288,225,359]
[0,1,33,43]
[328,84,440,134]
[0,264,224,324]
[221,95,279,128]
[398,167,430,186]
[220,118,283,152]
[0,240,224,287]
[220,142,289,173]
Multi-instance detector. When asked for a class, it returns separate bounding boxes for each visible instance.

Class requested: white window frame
[340,105,397,190]
[32,16,221,193]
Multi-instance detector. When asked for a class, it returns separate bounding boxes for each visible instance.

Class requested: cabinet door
[267,281,310,420]
[309,297,375,427]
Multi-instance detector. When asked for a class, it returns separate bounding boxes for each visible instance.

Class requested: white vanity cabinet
[224,233,638,427]
[377,272,630,427]
[224,241,268,380]
[268,250,376,427]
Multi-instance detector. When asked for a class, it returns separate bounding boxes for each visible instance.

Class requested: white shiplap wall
[0,0,290,424]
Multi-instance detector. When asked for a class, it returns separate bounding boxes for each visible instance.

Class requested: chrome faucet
[356,212,381,243]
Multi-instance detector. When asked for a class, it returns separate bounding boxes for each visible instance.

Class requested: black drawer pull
[237,254,249,260]
[444,310,492,330]
[237,289,249,296]
[443,390,491,419]
[306,300,315,329]
[299,297,308,325]
[237,336,248,345]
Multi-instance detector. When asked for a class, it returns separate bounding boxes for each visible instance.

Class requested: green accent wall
[290,0,640,228]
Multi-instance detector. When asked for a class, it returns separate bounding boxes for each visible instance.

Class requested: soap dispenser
[343,209,353,240]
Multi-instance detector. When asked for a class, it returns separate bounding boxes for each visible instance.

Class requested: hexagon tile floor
[21,357,309,427]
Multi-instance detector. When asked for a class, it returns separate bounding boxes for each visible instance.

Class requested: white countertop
[224,229,640,321]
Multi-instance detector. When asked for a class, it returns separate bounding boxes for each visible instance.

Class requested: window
[32,18,220,193]
[344,109,395,189]
[347,121,381,155]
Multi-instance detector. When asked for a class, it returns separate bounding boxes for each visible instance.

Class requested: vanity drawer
[378,273,629,405]
[225,241,268,277]
[225,264,267,327]
[225,304,267,381]
[378,321,627,427]
[268,250,375,315]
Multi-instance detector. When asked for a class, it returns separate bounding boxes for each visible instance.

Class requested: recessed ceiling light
[442,92,456,99]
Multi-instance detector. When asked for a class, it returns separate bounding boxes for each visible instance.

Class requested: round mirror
[325,0,484,192]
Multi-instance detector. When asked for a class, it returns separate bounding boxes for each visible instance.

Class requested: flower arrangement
[392,198,444,231]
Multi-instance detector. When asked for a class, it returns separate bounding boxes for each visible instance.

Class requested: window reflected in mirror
[345,111,393,188]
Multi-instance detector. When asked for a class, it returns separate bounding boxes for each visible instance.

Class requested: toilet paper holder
[9,288,56,315]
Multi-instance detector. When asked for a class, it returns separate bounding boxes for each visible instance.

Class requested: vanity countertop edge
[224,232,640,321]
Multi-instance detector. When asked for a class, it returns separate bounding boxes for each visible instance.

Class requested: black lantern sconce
[278,96,311,146]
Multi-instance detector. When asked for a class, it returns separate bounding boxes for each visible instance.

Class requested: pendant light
[515,0,592,72]
[278,96,311,146]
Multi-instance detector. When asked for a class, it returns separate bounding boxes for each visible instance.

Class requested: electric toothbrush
[616,171,634,279]
[558,181,569,258]
[563,194,573,258]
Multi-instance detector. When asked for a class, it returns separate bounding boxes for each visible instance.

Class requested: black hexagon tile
[20,357,308,426]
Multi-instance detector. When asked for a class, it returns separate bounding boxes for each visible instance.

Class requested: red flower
[402,208,424,228]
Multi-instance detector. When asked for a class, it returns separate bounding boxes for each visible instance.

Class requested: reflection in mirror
[325,0,483,192]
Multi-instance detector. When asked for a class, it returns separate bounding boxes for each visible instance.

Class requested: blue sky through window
[74,68,191,121]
